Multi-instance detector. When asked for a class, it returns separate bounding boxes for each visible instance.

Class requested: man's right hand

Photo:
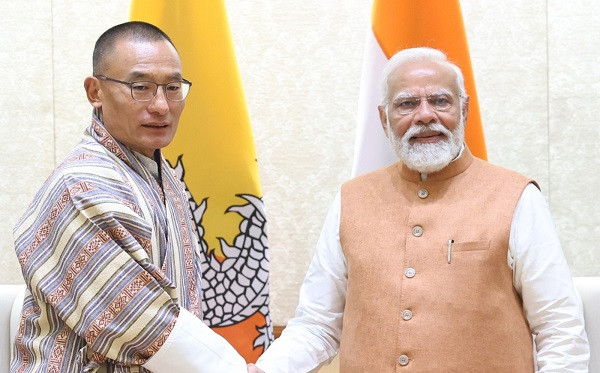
[247,363,264,373]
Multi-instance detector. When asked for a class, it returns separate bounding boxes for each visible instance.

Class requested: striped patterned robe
[11,117,203,372]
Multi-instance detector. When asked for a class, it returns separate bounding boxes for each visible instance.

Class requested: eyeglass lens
[130,81,190,101]
[394,94,454,115]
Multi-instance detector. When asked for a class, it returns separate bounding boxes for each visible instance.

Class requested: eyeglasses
[94,75,192,102]
[388,93,460,115]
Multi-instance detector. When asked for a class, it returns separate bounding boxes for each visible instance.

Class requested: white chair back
[573,277,600,372]
[0,284,25,373]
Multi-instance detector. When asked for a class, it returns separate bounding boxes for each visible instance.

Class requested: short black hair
[92,21,177,75]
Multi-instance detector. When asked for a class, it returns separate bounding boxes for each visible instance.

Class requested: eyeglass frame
[94,75,192,102]
[384,91,465,116]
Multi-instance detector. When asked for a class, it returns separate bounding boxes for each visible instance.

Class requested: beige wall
[0,1,599,326]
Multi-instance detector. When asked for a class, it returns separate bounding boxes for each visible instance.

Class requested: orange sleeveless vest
[339,148,535,372]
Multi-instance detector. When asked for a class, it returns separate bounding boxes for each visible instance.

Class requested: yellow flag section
[130,0,272,363]
[352,0,487,177]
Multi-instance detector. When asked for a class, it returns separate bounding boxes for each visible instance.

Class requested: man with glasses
[252,47,589,372]
[11,21,248,372]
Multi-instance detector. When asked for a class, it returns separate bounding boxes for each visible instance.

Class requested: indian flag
[352,0,486,177]
[130,0,272,363]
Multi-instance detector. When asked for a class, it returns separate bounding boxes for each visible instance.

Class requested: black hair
[92,21,177,75]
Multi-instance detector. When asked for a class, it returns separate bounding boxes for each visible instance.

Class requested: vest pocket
[442,240,490,254]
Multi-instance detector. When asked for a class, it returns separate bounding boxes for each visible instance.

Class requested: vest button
[412,225,423,237]
[402,309,413,321]
[417,188,429,199]
[397,354,409,366]
[405,267,416,278]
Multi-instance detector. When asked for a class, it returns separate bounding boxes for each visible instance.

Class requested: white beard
[387,117,465,174]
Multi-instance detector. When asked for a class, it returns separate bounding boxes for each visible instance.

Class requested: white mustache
[402,122,452,142]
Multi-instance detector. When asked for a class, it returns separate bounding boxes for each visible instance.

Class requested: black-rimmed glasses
[94,75,192,102]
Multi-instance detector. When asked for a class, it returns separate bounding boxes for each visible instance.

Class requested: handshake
[247,363,264,372]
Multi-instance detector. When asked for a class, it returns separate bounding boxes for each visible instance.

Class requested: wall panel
[548,0,600,276]
[0,1,55,284]
[52,1,129,162]
[463,1,550,194]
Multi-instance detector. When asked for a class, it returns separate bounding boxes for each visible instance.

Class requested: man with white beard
[251,47,589,373]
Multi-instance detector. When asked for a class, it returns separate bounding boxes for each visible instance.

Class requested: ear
[84,76,102,109]
[378,105,390,138]
[462,95,470,122]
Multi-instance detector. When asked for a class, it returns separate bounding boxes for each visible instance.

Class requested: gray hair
[380,47,467,106]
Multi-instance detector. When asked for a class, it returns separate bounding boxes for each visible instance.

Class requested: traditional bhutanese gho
[12,116,202,372]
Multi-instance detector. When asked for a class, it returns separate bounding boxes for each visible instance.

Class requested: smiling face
[84,37,185,157]
[378,59,469,173]
[380,60,465,142]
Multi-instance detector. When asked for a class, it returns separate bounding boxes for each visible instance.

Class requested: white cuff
[143,308,247,372]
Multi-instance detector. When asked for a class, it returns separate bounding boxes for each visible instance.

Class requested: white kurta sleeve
[256,192,346,373]
[510,183,589,372]
[142,308,247,372]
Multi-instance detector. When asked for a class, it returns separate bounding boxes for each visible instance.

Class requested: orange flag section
[130,0,270,363]
[373,0,487,160]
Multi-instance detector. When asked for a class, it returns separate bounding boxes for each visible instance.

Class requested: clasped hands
[247,363,264,372]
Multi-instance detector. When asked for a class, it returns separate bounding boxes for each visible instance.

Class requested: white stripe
[14,166,125,239]
[29,201,138,295]
[64,249,132,327]
[61,164,124,181]
[80,202,139,221]
[14,174,65,239]
[107,295,169,358]
[29,212,88,292]
[118,157,158,264]
[351,29,398,178]
[28,297,51,371]
[167,199,182,294]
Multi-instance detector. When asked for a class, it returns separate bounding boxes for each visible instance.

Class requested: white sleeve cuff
[143,308,247,372]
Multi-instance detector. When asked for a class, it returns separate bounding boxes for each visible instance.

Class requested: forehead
[388,60,458,96]
[103,38,182,79]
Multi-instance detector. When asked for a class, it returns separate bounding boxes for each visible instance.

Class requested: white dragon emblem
[171,155,273,351]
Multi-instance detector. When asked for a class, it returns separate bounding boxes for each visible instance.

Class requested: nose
[412,99,437,124]
[147,86,169,115]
